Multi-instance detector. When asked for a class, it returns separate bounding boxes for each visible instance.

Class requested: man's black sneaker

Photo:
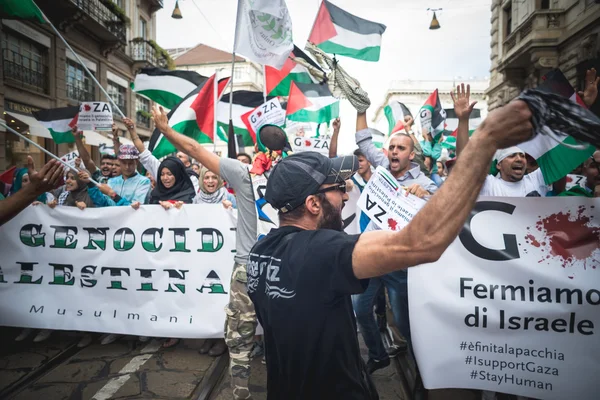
[366,357,391,374]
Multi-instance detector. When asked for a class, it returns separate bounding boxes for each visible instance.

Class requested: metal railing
[66,83,95,102]
[129,40,168,68]
[2,49,48,93]
[68,0,126,43]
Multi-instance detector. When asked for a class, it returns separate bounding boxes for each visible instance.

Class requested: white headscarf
[495,146,524,164]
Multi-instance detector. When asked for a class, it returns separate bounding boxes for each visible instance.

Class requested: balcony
[67,83,95,103]
[2,49,49,94]
[130,39,170,68]
[36,0,127,45]
[149,0,164,12]
[136,111,151,129]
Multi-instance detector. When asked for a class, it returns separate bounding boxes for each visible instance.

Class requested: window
[234,67,244,80]
[1,32,48,93]
[66,59,95,102]
[113,0,125,8]
[139,18,147,40]
[540,0,550,9]
[136,95,151,128]
[504,3,513,37]
[108,80,127,116]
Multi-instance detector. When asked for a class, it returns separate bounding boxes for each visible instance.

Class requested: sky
[156,0,492,153]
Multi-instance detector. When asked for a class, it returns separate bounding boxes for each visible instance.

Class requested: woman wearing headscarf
[150,156,196,208]
[194,167,237,209]
[55,170,96,209]
[10,167,55,205]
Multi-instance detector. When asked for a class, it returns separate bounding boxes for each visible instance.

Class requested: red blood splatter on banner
[523,206,600,274]
[84,104,91,111]
[305,140,312,147]
[387,218,398,231]
[566,176,573,183]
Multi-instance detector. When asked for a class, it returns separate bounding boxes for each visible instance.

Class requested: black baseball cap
[265,152,358,213]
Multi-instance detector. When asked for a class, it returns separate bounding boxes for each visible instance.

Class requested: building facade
[0,0,169,172]
[372,79,489,133]
[486,0,600,112]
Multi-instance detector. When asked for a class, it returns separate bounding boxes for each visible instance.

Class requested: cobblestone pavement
[0,328,225,400]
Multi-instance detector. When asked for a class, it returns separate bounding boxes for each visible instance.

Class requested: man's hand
[74,157,82,169]
[151,105,170,133]
[27,157,64,195]
[98,184,116,198]
[78,171,91,183]
[76,201,87,210]
[332,118,341,132]
[47,199,57,209]
[131,201,141,210]
[478,100,533,150]
[405,184,429,199]
[404,115,414,131]
[578,68,599,107]
[123,117,136,135]
[451,83,477,120]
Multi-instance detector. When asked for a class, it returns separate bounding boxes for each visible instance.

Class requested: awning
[5,112,132,146]
[5,112,52,139]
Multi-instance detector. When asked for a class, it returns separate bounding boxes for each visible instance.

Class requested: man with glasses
[245,98,534,399]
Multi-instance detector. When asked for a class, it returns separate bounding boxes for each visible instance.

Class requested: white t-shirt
[480,169,548,197]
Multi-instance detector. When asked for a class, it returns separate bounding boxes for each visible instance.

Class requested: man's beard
[317,196,344,231]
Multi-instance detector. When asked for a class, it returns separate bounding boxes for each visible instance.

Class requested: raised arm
[73,126,97,173]
[151,105,221,174]
[329,118,340,158]
[451,83,477,157]
[351,100,533,279]
[124,117,160,178]
[355,112,389,168]
[0,157,64,226]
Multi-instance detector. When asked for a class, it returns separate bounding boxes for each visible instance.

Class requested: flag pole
[262,64,267,103]
[0,121,100,185]
[213,68,218,153]
[34,4,126,118]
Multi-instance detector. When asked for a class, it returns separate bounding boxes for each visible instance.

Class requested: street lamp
[428,8,442,30]
[172,0,182,19]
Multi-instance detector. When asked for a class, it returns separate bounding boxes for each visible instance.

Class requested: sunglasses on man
[315,182,347,195]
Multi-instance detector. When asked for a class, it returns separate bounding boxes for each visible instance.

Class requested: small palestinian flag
[308,0,386,62]
[384,102,412,134]
[286,82,339,124]
[0,0,44,24]
[514,68,594,184]
[148,75,229,159]
[132,68,206,110]
[265,45,324,97]
[371,129,387,149]
[32,106,79,144]
[444,108,482,135]
[417,89,446,140]
[216,91,276,146]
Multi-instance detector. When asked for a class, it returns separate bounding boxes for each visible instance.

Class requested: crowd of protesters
[0,69,598,400]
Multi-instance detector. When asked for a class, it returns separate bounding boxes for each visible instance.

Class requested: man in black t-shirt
[248,100,534,399]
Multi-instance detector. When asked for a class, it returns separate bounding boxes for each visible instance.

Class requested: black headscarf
[150,157,196,204]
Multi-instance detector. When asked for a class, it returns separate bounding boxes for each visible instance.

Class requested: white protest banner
[565,174,587,190]
[0,204,236,339]
[247,98,286,134]
[357,166,425,231]
[342,182,361,234]
[77,102,113,131]
[290,135,330,156]
[409,197,600,399]
[60,150,79,169]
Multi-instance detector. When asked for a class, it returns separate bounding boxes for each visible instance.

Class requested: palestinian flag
[515,69,595,184]
[32,106,79,144]
[0,0,44,23]
[148,75,229,159]
[384,102,412,134]
[265,45,324,97]
[445,108,482,135]
[417,89,446,140]
[216,91,275,146]
[132,68,206,110]
[371,129,387,149]
[286,82,339,124]
[308,0,386,62]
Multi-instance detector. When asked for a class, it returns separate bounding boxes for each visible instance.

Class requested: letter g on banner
[459,201,519,261]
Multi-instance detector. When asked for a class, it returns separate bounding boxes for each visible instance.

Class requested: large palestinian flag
[286,82,339,124]
[384,101,412,134]
[132,68,206,110]
[308,0,386,62]
[148,75,229,159]
[417,89,446,140]
[265,45,324,97]
[514,69,595,184]
[216,91,276,146]
[32,106,79,144]
[0,0,44,23]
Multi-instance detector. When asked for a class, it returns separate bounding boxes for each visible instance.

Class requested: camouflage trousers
[225,262,258,400]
